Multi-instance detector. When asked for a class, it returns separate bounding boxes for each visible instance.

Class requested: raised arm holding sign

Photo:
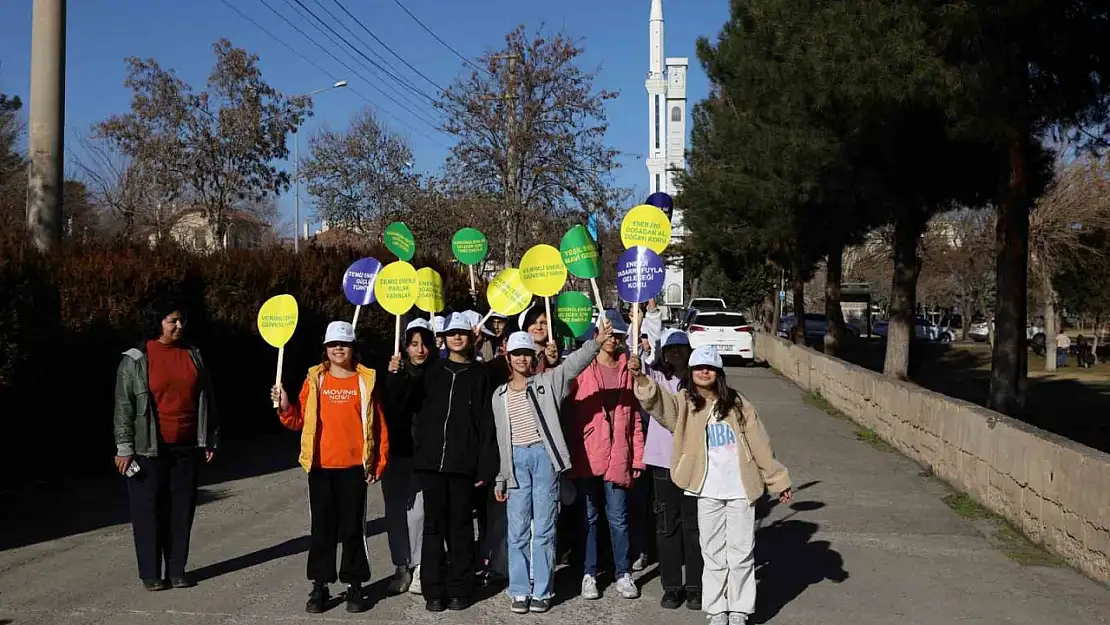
[257,294,299,408]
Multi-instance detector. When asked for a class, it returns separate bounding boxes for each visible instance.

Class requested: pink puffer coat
[564,353,645,487]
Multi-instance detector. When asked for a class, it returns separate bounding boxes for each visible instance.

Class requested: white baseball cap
[463,310,483,329]
[506,331,538,353]
[489,311,507,320]
[324,321,356,344]
[689,345,723,369]
[406,318,431,333]
[444,312,472,334]
[433,316,446,335]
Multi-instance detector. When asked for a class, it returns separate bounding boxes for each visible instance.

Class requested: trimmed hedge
[0,232,474,482]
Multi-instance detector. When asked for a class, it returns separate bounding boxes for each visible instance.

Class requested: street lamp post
[293,80,347,252]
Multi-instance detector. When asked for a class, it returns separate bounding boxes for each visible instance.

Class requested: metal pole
[293,129,300,252]
[26,0,65,252]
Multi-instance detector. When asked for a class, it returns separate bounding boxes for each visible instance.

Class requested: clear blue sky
[0,0,728,231]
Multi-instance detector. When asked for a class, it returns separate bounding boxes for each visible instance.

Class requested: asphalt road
[2,366,1108,624]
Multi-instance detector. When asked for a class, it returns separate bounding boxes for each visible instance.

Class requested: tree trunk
[961,291,973,341]
[1043,273,1058,372]
[883,211,925,380]
[764,291,777,334]
[824,242,848,356]
[791,273,806,345]
[988,135,1030,416]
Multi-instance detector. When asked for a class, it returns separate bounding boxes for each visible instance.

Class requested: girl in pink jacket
[565,309,646,601]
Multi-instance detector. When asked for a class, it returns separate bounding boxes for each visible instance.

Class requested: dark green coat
[113,343,218,457]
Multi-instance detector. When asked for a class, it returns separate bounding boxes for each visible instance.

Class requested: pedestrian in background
[272,321,389,614]
[631,346,792,625]
[113,295,218,592]
[492,317,612,614]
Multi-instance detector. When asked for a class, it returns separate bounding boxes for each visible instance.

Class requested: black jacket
[410,358,498,482]
[383,360,430,459]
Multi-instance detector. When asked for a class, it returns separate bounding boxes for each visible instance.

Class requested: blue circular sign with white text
[616,246,665,304]
[342,257,383,306]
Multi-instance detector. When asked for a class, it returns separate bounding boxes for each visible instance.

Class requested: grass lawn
[820,338,1110,453]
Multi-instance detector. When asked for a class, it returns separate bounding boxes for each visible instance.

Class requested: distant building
[154,207,267,252]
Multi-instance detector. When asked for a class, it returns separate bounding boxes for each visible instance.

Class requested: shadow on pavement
[0,431,300,553]
[190,518,386,583]
[192,535,310,582]
[751,514,848,624]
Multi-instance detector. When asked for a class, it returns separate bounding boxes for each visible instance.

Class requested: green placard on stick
[451,228,488,266]
[556,291,595,337]
[383,222,416,261]
[560,225,601,279]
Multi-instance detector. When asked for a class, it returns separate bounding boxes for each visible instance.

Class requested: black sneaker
[306,582,330,614]
[511,597,530,614]
[660,590,684,609]
[686,589,702,611]
[346,582,367,613]
[529,598,551,613]
[447,597,469,611]
[425,598,446,612]
[142,578,169,592]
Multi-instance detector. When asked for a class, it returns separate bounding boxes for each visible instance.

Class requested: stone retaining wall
[755,332,1110,584]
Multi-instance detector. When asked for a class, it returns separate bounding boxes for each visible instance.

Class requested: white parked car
[969,320,990,342]
[687,310,755,364]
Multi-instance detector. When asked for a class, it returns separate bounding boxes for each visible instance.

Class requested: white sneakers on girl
[708,614,728,625]
[408,565,422,595]
[728,613,747,624]
[581,574,600,600]
[615,573,640,599]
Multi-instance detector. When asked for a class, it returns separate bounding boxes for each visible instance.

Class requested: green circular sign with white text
[383,221,416,262]
[451,228,488,266]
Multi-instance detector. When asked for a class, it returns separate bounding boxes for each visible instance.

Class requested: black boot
[346,582,367,613]
[306,582,330,614]
[425,597,446,612]
[686,589,702,611]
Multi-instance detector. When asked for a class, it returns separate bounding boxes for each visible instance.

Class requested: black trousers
[653,467,703,591]
[127,444,201,581]
[308,466,370,584]
[418,471,475,600]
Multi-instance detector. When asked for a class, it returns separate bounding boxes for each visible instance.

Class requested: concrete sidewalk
[1,366,1107,624]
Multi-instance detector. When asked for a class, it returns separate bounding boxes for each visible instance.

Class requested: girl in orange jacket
[271,321,389,615]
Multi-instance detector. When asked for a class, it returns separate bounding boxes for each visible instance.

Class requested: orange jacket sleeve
[369,391,390,479]
[278,378,311,431]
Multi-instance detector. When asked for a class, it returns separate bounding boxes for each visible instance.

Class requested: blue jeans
[507,444,560,599]
[579,477,631,577]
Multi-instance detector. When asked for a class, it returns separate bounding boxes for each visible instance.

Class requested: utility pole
[293,129,300,252]
[26,0,66,252]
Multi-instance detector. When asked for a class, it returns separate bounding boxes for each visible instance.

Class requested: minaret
[645,0,667,195]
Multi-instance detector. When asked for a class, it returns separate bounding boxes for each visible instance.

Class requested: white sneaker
[615,573,640,599]
[708,614,729,625]
[408,565,422,595]
[388,566,412,595]
[631,553,649,572]
[581,574,600,600]
[728,613,747,625]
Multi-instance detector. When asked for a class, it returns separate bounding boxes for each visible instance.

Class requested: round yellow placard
[257,294,299,348]
[519,244,568,297]
[374,261,418,315]
[620,204,672,254]
[415,267,445,313]
[487,268,533,316]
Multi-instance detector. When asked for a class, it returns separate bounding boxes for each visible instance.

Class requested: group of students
[270,299,793,625]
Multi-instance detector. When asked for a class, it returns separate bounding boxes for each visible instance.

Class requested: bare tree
[300,107,418,233]
[436,25,623,266]
[95,39,310,248]
[1030,154,1110,371]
